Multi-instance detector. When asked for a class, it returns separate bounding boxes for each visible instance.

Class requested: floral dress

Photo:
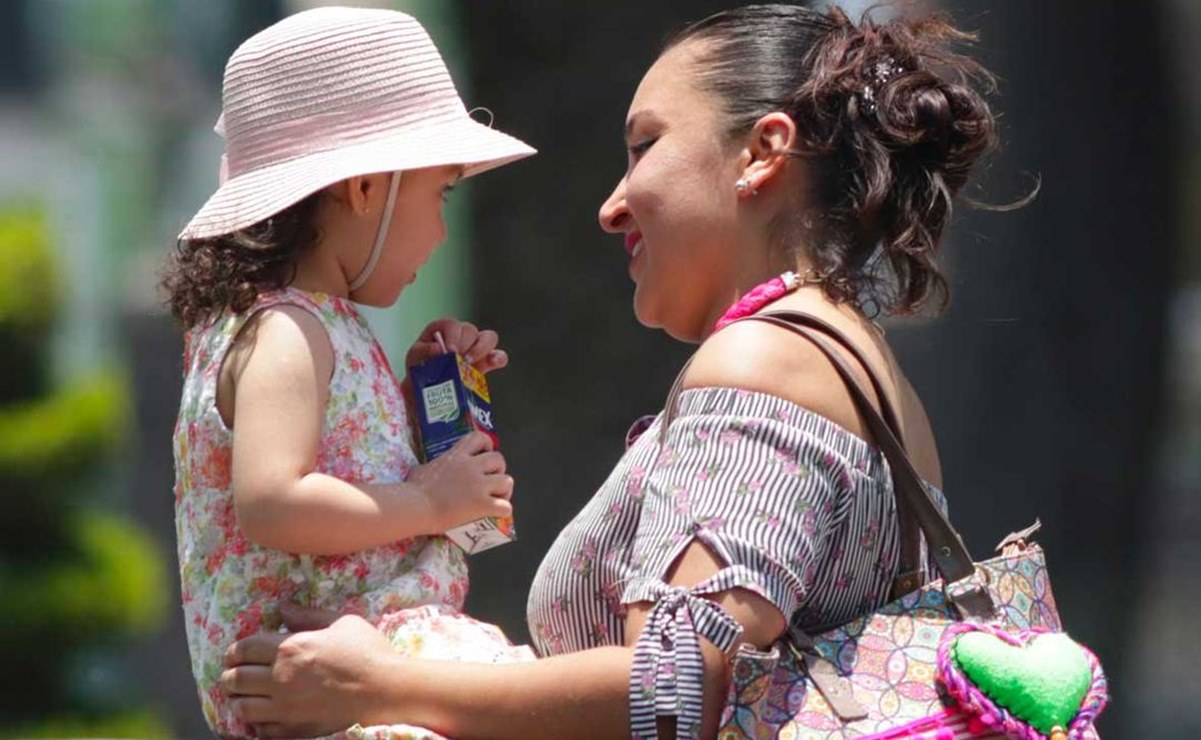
[174,288,531,739]
[526,387,946,738]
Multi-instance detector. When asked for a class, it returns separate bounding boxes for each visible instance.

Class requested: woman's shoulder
[683,311,886,441]
[682,297,944,487]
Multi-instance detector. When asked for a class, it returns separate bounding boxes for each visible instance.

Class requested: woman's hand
[405,317,509,373]
[221,604,398,737]
[224,602,640,739]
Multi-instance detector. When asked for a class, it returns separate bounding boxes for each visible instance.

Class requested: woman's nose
[598,177,630,234]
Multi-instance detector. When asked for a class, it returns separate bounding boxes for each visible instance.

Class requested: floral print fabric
[527,386,946,737]
[174,288,527,738]
[718,547,1075,739]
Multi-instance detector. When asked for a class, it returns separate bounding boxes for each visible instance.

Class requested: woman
[221,5,1000,738]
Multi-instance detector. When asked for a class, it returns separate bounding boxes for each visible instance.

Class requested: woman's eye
[628,138,657,158]
[441,184,456,203]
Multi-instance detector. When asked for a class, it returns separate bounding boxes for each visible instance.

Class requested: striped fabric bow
[627,571,748,739]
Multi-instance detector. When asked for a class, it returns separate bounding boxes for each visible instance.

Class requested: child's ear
[329,176,375,216]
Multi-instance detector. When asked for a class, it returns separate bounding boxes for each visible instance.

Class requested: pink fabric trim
[859,707,1008,739]
[713,273,797,332]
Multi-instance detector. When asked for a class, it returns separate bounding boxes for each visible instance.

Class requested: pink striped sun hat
[179,6,536,240]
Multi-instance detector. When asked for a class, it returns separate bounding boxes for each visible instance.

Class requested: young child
[163,8,536,738]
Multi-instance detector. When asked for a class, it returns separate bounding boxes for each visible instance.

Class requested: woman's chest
[527,430,662,654]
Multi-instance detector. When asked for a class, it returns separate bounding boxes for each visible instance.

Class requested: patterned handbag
[713,312,1108,740]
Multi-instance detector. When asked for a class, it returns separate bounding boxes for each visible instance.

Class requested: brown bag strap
[660,315,901,442]
[659,310,986,605]
[748,311,923,594]
[659,310,922,593]
[746,312,975,581]
[764,313,906,440]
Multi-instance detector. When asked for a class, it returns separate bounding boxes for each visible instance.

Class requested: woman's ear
[737,112,799,195]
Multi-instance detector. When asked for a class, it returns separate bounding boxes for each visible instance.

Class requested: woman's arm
[223,541,785,739]
[625,541,787,737]
[223,611,633,739]
[228,306,511,555]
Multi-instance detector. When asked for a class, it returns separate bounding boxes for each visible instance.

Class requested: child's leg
[340,724,447,740]
[377,604,536,663]
[334,605,536,740]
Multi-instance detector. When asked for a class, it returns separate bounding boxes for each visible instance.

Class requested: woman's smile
[625,230,645,277]
[623,230,642,257]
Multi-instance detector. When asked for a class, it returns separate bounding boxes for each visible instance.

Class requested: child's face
[348,165,464,307]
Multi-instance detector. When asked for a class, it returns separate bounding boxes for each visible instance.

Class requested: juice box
[408,351,514,554]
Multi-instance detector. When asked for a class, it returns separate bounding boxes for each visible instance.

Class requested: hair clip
[858,55,906,115]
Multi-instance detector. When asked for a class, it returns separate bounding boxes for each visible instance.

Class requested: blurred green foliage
[0,205,58,331]
[0,373,126,473]
[0,202,168,735]
[7,711,172,739]
[0,207,59,402]
[1,512,167,635]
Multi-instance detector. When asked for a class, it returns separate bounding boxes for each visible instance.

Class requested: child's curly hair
[162,191,323,328]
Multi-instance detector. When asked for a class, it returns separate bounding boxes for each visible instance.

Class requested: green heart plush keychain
[937,623,1108,739]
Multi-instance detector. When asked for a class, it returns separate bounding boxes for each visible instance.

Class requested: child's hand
[406,317,508,374]
[407,432,513,532]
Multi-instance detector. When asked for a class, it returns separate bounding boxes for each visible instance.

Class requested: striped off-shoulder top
[526,385,945,739]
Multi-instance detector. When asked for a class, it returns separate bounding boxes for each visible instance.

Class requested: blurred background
[0,0,1196,736]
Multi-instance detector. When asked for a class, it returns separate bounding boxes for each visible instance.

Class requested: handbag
[676,311,1111,740]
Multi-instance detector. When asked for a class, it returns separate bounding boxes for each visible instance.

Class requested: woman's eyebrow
[625,110,655,140]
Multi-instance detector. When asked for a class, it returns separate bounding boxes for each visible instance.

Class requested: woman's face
[599,40,747,342]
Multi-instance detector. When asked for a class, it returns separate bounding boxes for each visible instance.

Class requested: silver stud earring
[735,178,758,196]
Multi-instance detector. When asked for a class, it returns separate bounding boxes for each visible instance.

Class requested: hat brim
[178,117,535,240]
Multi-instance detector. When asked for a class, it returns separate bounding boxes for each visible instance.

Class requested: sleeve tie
[627,569,748,739]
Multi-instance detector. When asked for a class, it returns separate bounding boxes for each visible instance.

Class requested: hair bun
[876,73,955,157]
[790,8,1002,313]
[666,4,1007,316]
[863,16,998,183]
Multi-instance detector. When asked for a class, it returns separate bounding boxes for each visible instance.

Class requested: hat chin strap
[349,171,402,292]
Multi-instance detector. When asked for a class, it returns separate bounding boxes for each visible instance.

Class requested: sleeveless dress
[173,288,531,739]
[526,387,946,737]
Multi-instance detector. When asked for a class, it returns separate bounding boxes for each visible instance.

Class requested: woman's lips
[624,231,643,257]
[626,232,645,278]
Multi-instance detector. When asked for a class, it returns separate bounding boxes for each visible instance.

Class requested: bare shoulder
[683,317,881,439]
[227,304,333,376]
[684,313,943,487]
[217,303,334,426]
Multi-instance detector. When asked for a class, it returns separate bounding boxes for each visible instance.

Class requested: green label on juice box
[422,379,460,423]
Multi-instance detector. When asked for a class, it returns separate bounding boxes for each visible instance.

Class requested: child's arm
[227,306,512,555]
